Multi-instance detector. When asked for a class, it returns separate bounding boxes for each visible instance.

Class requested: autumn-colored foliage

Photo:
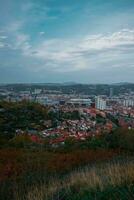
[46,149,118,173]
[0,148,119,183]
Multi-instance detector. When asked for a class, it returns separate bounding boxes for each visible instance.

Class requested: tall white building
[95,96,106,110]
[123,99,134,107]
[33,89,42,95]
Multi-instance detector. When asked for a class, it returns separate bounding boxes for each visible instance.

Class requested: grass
[0,148,134,200]
[0,148,119,180]
[11,158,134,200]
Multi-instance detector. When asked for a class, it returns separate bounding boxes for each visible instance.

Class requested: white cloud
[39,31,45,36]
[6,21,24,32]
[81,29,134,50]
[0,42,5,48]
[0,36,8,39]
[3,21,31,52]
[21,29,134,72]
[15,34,31,51]
[0,34,8,48]
[1,28,134,73]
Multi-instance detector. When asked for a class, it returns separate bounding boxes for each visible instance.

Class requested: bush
[105,128,134,151]
[9,135,33,148]
[119,129,134,151]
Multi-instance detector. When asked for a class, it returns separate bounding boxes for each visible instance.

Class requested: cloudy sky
[0,0,134,83]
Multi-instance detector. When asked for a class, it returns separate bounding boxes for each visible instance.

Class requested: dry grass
[18,159,134,200]
[69,161,134,189]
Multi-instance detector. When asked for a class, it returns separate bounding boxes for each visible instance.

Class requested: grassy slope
[5,157,134,200]
[23,159,134,200]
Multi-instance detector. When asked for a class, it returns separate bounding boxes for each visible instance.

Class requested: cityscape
[0,83,134,146]
[0,0,134,199]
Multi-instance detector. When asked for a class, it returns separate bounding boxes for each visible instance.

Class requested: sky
[0,0,134,84]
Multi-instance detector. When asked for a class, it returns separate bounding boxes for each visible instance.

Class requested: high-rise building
[109,88,113,97]
[123,99,134,107]
[95,96,106,110]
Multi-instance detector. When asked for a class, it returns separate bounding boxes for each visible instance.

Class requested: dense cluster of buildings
[1,86,134,146]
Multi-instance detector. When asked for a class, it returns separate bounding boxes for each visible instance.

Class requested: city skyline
[0,0,134,83]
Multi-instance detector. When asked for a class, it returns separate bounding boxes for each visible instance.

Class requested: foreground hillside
[0,145,134,200]
[24,158,134,200]
[0,101,134,199]
[1,155,134,200]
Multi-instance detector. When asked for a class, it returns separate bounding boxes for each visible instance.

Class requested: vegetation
[1,155,134,200]
[0,128,134,200]
[0,101,49,137]
[0,101,134,199]
[0,101,81,137]
[23,159,134,200]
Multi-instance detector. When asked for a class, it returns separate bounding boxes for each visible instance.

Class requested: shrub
[119,129,134,151]
[9,135,33,148]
